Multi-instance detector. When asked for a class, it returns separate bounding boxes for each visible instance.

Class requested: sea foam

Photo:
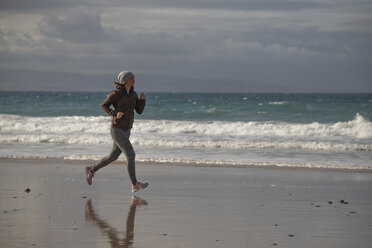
[0,113,371,151]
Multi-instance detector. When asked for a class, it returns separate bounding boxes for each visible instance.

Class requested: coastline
[1,157,372,173]
[1,157,372,248]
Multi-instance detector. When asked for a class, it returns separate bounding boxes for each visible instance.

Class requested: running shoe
[85,166,95,185]
[131,182,149,193]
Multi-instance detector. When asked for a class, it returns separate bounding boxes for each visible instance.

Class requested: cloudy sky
[0,0,371,92]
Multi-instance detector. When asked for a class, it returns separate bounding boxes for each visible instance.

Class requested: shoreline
[1,156,372,173]
[1,157,372,247]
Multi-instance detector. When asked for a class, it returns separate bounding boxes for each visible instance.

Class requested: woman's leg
[111,127,137,185]
[92,127,123,172]
[92,142,122,172]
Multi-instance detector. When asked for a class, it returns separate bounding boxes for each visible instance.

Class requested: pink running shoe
[131,182,149,193]
[85,166,95,185]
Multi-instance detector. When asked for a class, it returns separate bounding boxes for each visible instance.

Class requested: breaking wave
[0,113,371,152]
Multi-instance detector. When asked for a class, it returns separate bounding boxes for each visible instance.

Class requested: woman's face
[125,75,135,88]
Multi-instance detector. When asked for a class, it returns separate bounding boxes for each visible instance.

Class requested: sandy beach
[1,158,371,248]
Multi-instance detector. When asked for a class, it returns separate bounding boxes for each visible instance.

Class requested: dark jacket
[101,87,146,131]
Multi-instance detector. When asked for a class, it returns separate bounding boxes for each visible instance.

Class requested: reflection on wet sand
[85,196,148,248]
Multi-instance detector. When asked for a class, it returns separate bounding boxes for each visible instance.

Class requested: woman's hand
[140,92,146,100]
[116,112,124,119]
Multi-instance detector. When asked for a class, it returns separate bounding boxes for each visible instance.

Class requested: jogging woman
[85,71,148,192]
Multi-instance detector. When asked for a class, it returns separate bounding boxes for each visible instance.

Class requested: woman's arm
[135,92,146,114]
[101,91,118,117]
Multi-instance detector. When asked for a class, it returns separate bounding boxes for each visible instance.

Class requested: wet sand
[1,158,372,248]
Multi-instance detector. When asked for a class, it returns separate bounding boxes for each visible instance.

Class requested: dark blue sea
[1,91,371,169]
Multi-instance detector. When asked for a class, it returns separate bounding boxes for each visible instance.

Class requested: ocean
[0,91,371,170]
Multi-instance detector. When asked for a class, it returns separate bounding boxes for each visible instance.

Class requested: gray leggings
[93,127,137,185]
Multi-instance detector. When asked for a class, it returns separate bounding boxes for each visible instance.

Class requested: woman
[85,70,148,192]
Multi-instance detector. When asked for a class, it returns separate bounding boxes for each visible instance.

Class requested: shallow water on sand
[1,159,372,248]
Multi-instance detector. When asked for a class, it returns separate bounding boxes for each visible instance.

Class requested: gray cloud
[0,0,331,11]
[0,0,371,92]
[0,0,92,10]
[39,10,112,43]
[110,0,331,11]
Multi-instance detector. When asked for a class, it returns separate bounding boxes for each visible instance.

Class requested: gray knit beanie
[116,71,134,85]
